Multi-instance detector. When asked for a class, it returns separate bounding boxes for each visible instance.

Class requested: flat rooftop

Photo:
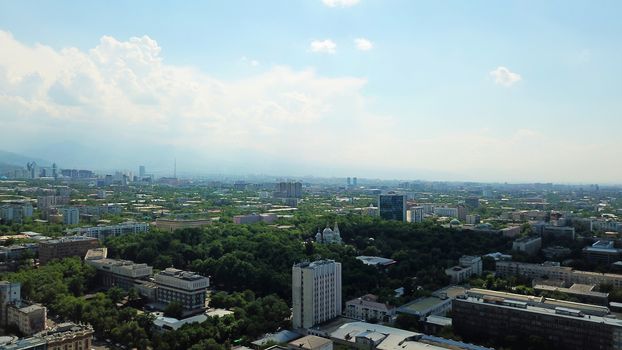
[460,296,622,327]
[398,297,447,315]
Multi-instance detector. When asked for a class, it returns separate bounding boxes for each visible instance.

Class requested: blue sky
[1,0,621,182]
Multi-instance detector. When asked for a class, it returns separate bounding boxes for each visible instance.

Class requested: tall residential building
[155,268,209,314]
[465,197,480,209]
[274,181,303,199]
[347,177,351,186]
[292,260,342,329]
[378,194,406,222]
[352,177,357,186]
[62,207,79,225]
[409,206,424,223]
[0,281,21,326]
[139,165,146,178]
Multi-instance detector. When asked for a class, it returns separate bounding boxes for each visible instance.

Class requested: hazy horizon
[2,1,622,183]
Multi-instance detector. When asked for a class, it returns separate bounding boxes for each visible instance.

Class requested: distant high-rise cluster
[346,176,358,188]
[274,181,302,207]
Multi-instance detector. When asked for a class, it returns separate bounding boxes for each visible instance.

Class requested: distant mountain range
[0,150,52,174]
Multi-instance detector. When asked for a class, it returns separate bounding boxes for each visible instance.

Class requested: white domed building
[315,222,343,244]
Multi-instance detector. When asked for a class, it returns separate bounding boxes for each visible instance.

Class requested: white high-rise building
[409,206,424,223]
[62,207,80,225]
[292,260,342,329]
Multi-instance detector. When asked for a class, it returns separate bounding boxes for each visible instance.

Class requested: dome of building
[450,219,461,226]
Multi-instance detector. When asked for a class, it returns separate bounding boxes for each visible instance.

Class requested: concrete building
[378,194,406,222]
[541,225,576,240]
[512,236,542,256]
[445,256,482,284]
[7,304,47,336]
[496,260,622,288]
[292,260,342,329]
[453,288,622,350]
[345,294,395,323]
[61,207,79,225]
[233,213,277,225]
[0,203,33,224]
[323,320,491,350]
[38,236,99,265]
[465,197,480,209]
[533,283,609,306]
[465,214,480,225]
[396,286,467,320]
[409,206,424,223]
[36,196,69,210]
[0,336,46,350]
[85,248,152,291]
[40,322,93,350]
[583,241,622,264]
[287,335,333,350]
[0,281,21,326]
[542,246,572,260]
[154,218,212,232]
[0,282,46,336]
[274,181,303,199]
[66,221,149,240]
[433,207,459,218]
[155,268,209,314]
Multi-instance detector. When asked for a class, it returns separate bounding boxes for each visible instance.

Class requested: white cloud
[240,56,260,66]
[322,0,360,7]
[354,38,373,51]
[1,30,621,182]
[310,39,337,54]
[489,66,522,87]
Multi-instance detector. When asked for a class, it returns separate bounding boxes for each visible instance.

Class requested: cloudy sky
[1,0,621,183]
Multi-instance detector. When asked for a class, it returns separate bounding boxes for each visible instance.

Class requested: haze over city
[1,0,622,182]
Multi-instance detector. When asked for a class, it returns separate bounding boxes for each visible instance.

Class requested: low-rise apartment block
[496,260,622,288]
[66,221,149,240]
[155,268,210,314]
[38,236,99,265]
[345,294,395,323]
[445,256,482,284]
[512,236,542,256]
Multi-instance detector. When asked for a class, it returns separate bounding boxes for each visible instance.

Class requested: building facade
[345,294,395,323]
[496,261,622,288]
[512,236,542,256]
[155,268,209,314]
[66,222,149,240]
[292,260,342,329]
[378,194,406,222]
[445,256,482,284]
[62,208,80,225]
[409,206,424,223]
[453,289,622,350]
[38,236,99,265]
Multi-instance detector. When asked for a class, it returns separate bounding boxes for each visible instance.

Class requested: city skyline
[1,1,622,183]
